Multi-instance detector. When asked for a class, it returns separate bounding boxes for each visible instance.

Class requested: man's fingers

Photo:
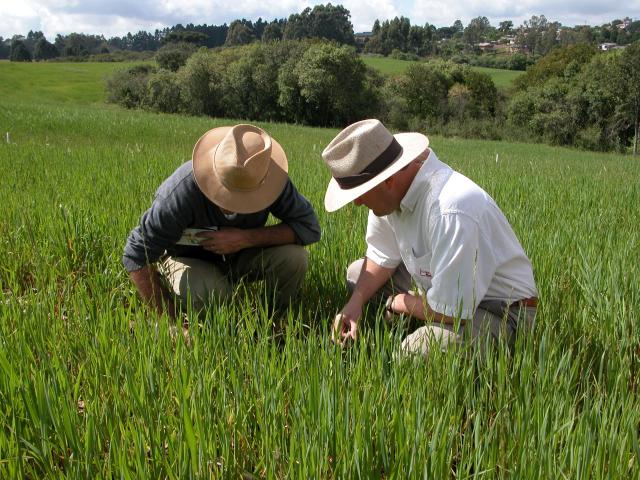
[332,313,348,345]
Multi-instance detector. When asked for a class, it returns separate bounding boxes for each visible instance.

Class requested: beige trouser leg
[399,301,537,359]
[160,256,232,311]
[230,244,309,311]
[160,245,309,312]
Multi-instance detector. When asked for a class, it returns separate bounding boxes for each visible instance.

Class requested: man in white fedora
[123,124,320,324]
[322,119,537,357]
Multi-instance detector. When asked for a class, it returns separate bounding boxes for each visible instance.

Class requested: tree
[463,69,497,118]
[155,42,197,71]
[55,33,105,57]
[463,16,491,47]
[513,43,597,90]
[517,15,554,55]
[284,4,354,44]
[225,21,255,46]
[0,37,11,59]
[145,70,181,113]
[617,42,640,155]
[262,23,283,42]
[33,38,59,60]
[105,64,156,108]
[499,21,514,35]
[365,16,412,55]
[177,48,237,116]
[538,22,559,55]
[308,3,354,44]
[281,43,378,126]
[129,30,161,51]
[24,30,44,55]
[10,40,31,62]
[284,8,313,39]
[392,63,451,121]
[163,30,209,47]
[452,20,464,37]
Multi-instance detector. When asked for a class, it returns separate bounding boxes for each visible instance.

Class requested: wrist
[242,229,254,249]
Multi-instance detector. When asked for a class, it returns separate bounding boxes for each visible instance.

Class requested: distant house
[599,42,618,51]
[476,42,495,53]
[617,18,632,30]
[354,32,372,45]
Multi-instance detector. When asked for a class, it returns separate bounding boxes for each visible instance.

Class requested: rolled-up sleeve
[122,192,194,272]
[365,211,402,268]
[269,180,321,246]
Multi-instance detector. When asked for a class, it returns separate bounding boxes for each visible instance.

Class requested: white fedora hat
[322,119,429,212]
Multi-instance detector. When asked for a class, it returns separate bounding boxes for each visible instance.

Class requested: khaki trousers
[347,258,536,358]
[160,245,309,312]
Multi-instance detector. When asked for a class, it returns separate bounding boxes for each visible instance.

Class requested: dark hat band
[334,138,403,189]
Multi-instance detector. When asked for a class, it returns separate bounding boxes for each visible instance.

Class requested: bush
[513,44,597,91]
[155,42,197,72]
[87,51,155,62]
[286,43,380,126]
[390,63,451,121]
[224,41,310,122]
[105,64,156,108]
[177,49,230,116]
[390,49,419,61]
[464,69,497,118]
[145,70,182,113]
[506,90,536,128]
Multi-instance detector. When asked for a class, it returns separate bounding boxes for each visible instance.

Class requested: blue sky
[1,0,638,40]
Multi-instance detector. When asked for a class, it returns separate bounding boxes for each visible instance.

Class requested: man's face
[353,180,395,216]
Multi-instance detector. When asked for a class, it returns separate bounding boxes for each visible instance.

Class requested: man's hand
[198,227,251,255]
[130,265,177,320]
[332,302,362,346]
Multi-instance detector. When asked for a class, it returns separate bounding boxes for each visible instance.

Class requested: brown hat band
[334,138,403,189]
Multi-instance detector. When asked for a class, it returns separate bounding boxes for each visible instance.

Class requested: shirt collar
[399,150,442,213]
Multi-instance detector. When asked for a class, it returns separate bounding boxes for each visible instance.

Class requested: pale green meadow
[0,62,638,478]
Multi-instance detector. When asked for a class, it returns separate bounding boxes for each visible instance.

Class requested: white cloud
[410,0,640,28]
[342,0,401,32]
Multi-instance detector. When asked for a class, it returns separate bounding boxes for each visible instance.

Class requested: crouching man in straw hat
[123,124,320,326]
[321,119,537,358]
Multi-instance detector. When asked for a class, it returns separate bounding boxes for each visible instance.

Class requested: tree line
[105,38,640,155]
[2,6,639,63]
[1,4,354,61]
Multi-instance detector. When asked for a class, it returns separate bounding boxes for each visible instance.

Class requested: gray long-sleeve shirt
[122,161,321,272]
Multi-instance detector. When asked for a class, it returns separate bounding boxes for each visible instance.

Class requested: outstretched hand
[332,303,361,346]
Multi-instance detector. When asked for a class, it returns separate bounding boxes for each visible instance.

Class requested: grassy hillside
[0,61,146,105]
[361,55,523,89]
[0,62,638,478]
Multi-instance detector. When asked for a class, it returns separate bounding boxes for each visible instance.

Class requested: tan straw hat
[192,124,289,214]
[322,119,429,212]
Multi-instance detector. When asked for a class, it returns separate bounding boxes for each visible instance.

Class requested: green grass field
[361,55,523,89]
[0,61,146,105]
[0,62,639,478]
